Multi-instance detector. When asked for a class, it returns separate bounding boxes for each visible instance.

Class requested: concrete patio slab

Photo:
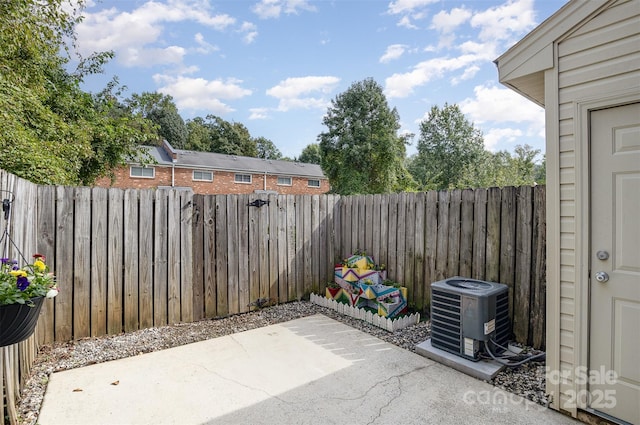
[38,314,578,425]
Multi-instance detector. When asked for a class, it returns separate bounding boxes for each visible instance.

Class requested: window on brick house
[308,179,321,188]
[277,176,292,186]
[193,170,213,182]
[130,166,155,178]
[234,173,252,183]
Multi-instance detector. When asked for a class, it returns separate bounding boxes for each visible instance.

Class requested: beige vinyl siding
[554,0,640,414]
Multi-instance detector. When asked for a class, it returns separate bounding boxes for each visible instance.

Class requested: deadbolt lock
[596,250,609,260]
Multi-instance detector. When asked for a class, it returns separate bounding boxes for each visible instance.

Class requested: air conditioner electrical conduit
[482,339,546,367]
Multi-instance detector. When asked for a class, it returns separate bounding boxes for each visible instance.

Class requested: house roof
[494,0,612,106]
[143,145,326,179]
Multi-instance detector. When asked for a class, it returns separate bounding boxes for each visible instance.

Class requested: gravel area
[16,301,547,425]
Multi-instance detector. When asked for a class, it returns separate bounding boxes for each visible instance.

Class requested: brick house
[95,141,330,195]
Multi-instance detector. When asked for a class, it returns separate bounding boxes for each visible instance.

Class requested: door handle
[595,271,609,283]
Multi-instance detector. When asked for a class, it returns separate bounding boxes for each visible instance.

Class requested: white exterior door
[589,103,640,424]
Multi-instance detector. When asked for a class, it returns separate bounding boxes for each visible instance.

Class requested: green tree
[411,103,485,190]
[0,0,154,185]
[184,117,212,152]
[254,137,282,159]
[459,144,542,188]
[126,92,187,148]
[318,78,413,194]
[298,143,322,164]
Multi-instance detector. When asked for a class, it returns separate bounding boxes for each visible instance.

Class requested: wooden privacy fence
[1,169,546,425]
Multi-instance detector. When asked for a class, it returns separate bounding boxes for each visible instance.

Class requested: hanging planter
[0,297,44,347]
[0,191,57,347]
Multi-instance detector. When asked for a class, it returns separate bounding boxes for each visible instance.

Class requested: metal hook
[247,199,270,208]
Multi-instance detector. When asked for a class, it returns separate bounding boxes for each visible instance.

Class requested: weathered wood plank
[424,191,438,308]
[295,195,305,300]
[227,195,240,315]
[37,185,56,344]
[447,189,462,277]
[55,186,75,340]
[318,194,328,292]
[268,194,279,301]
[403,193,415,306]
[302,195,312,296]
[386,194,398,282]
[379,194,389,277]
[472,189,487,280]
[191,194,205,321]
[340,196,351,257]
[138,190,154,329]
[513,186,533,344]
[396,193,407,286]
[167,190,181,324]
[372,194,381,264]
[203,195,217,317]
[248,194,260,307]
[357,195,366,251]
[499,186,517,321]
[485,187,502,282]
[459,189,475,278]
[237,195,250,313]
[180,191,194,323]
[258,195,269,301]
[107,189,124,336]
[435,191,449,281]
[153,190,169,326]
[215,196,228,316]
[413,192,426,312]
[364,194,373,254]
[311,195,320,293]
[277,196,288,302]
[531,186,546,349]
[329,194,340,270]
[123,189,139,333]
[286,195,296,301]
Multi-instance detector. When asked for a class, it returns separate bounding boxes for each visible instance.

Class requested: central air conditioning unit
[430,277,510,361]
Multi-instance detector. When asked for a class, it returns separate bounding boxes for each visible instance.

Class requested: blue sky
[75,0,566,160]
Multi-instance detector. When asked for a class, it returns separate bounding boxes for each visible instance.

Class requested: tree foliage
[183,115,257,156]
[0,0,154,185]
[318,78,414,195]
[254,137,282,160]
[126,92,187,148]
[298,143,321,164]
[410,103,485,190]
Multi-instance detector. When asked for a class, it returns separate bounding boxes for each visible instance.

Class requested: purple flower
[17,276,30,291]
[0,257,8,264]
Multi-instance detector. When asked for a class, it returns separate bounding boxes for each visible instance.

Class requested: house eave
[495,0,612,104]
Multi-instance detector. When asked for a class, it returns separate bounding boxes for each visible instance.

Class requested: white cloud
[451,65,480,85]
[249,107,270,120]
[430,7,471,33]
[266,76,340,111]
[380,44,408,63]
[459,84,545,149]
[397,16,418,29]
[459,84,544,125]
[153,75,252,114]
[252,0,316,19]
[483,128,523,151]
[384,54,480,98]
[193,33,218,54]
[76,1,237,67]
[121,46,186,67]
[470,0,537,43]
[240,21,258,44]
[387,0,438,15]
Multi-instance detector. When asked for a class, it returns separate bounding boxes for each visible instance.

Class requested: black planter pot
[0,297,44,347]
